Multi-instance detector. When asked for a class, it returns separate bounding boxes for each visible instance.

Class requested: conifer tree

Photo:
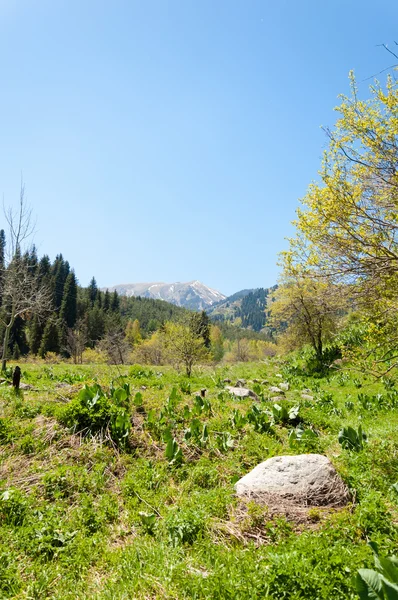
[39,319,60,357]
[111,290,120,312]
[190,311,211,348]
[60,271,78,328]
[88,277,98,306]
[52,255,70,311]
[29,316,44,355]
[103,289,111,312]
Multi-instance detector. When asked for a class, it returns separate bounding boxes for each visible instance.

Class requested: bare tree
[0,184,52,370]
[64,320,88,364]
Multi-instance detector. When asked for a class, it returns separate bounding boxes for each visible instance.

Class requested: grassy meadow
[0,357,398,599]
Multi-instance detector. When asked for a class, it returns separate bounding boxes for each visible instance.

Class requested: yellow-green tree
[162,321,208,377]
[283,72,398,374]
[292,73,398,292]
[269,274,343,362]
[125,319,142,346]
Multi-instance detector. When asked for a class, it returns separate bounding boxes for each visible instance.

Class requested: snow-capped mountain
[104,281,226,311]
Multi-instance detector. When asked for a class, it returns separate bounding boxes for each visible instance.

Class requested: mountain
[104,281,226,311]
[208,286,278,332]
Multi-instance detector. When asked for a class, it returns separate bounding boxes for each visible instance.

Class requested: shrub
[58,383,131,448]
[165,508,204,546]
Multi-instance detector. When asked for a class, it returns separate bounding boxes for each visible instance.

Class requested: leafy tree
[269,273,343,364]
[210,325,224,362]
[285,72,398,373]
[162,321,208,377]
[125,319,142,346]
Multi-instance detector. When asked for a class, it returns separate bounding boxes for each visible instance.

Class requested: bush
[165,508,205,546]
[58,382,131,448]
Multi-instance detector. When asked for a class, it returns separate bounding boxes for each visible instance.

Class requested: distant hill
[104,281,226,311]
[208,286,278,332]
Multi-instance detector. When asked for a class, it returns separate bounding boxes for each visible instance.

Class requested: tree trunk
[1,322,12,371]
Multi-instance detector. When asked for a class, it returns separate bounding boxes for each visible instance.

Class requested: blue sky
[0,0,397,296]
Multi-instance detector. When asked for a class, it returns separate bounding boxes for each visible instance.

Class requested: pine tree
[103,289,111,312]
[190,311,211,348]
[52,255,70,311]
[60,271,78,328]
[39,319,60,357]
[29,316,44,355]
[111,290,120,312]
[88,277,98,306]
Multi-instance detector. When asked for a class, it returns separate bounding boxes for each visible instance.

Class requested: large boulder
[235,454,348,506]
[226,386,258,401]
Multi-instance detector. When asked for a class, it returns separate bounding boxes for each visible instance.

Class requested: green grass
[0,359,397,598]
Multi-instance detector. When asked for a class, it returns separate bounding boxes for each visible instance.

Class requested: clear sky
[0,0,397,296]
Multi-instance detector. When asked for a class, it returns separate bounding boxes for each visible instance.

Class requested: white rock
[235,454,347,505]
[269,386,284,394]
[301,394,314,401]
[279,382,290,391]
[226,386,258,400]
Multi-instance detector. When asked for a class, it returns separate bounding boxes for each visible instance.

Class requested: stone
[235,379,246,387]
[302,388,311,394]
[261,380,269,385]
[279,382,289,391]
[223,378,232,384]
[19,383,34,391]
[275,374,283,378]
[269,386,284,394]
[252,379,260,384]
[226,386,258,401]
[235,454,348,505]
[269,395,286,402]
[301,394,314,401]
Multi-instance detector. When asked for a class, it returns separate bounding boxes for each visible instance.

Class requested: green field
[1,359,397,599]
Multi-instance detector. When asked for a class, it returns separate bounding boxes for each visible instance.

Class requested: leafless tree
[64,320,88,364]
[98,328,130,365]
[0,184,52,370]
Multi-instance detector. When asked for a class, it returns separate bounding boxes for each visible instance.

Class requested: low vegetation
[1,354,398,598]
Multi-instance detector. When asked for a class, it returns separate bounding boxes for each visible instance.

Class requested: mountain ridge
[104,280,226,311]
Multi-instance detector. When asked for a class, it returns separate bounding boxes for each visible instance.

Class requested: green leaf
[381,578,398,600]
[356,569,384,599]
[134,392,143,407]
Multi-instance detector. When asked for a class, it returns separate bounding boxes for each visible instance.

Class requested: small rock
[279,382,289,391]
[141,386,147,390]
[261,380,269,385]
[302,388,311,394]
[275,374,283,378]
[19,383,34,391]
[235,379,246,388]
[235,454,348,506]
[223,378,232,384]
[301,394,314,401]
[269,395,286,402]
[252,379,260,384]
[226,386,258,401]
[269,386,284,394]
